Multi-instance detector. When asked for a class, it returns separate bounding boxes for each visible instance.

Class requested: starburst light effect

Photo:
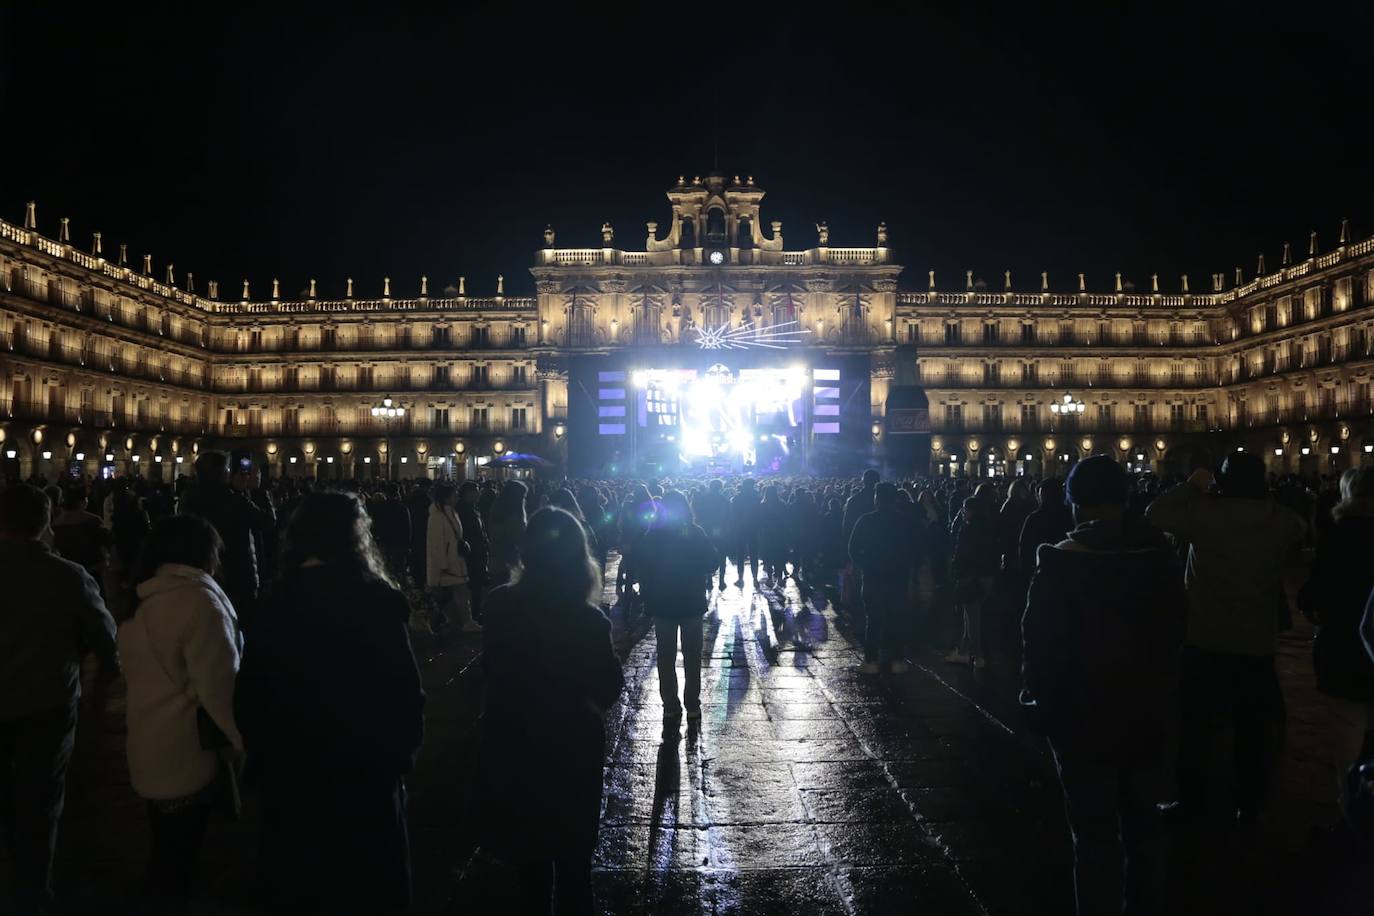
[693,320,810,350]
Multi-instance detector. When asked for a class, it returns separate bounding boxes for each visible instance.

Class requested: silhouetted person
[731,478,762,586]
[693,478,732,589]
[849,482,919,674]
[949,487,1001,668]
[456,481,490,622]
[1146,452,1305,823]
[1022,456,1186,916]
[235,493,424,915]
[178,452,269,627]
[404,478,433,586]
[1298,466,1374,820]
[489,480,529,591]
[1018,478,1075,580]
[638,490,719,722]
[0,483,119,913]
[370,483,412,585]
[758,484,789,582]
[840,469,881,608]
[51,488,111,596]
[477,508,624,915]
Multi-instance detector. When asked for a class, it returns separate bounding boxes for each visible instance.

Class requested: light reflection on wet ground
[589,563,1016,915]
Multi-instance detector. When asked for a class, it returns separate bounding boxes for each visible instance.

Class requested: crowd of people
[1,452,1372,914]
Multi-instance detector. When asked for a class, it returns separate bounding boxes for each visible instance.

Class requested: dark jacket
[51,509,111,574]
[477,584,623,858]
[178,482,269,612]
[638,523,719,619]
[234,568,424,909]
[842,485,877,544]
[371,498,412,558]
[1021,518,1187,764]
[952,503,1002,581]
[1300,511,1374,700]
[1018,502,1075,577]
[731,491,762,544]
[456,501,490,582]
[0,539,118,720]
[694,490,731,543]
[848,506,918,594]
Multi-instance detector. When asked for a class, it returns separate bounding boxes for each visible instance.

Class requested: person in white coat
[426,481,481,634]
[119,513,243,912]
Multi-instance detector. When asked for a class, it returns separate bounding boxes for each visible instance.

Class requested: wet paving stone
[463,567,1054,913]
[816,821,945,866]
[707,823,824,869]
[844,864,986,915]
[800,787,914,824]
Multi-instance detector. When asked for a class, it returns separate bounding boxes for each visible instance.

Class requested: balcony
[3,399,208,435]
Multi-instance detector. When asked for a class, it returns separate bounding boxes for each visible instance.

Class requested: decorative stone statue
[816,222,829,246]
[877,222,888,246]
[543,225,555,248]
[601,222,614,245]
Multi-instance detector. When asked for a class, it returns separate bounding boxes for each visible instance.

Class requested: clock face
[708,250,724,265]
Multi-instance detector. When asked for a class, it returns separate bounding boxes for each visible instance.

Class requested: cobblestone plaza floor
[33,556,1374,914]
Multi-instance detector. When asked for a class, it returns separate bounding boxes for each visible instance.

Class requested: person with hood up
[1022,455,1186,916]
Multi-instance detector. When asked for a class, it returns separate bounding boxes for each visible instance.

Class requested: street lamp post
[1048,392,1086,429]
[369,396,406,479]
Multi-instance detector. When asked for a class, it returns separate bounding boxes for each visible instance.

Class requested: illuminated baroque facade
[2,174,1374,480]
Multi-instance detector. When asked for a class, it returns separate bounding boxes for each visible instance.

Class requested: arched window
[737,216,754,249]
[705,208,727,245]
[679,217,696,249]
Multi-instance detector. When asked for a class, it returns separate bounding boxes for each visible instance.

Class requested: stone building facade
[2,175,1372,481]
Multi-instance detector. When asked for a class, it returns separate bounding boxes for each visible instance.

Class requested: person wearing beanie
[1022,455,1186,916]
[1144,451,1306,824]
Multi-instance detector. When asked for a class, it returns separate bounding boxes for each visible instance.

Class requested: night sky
[3,4,1371,299]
